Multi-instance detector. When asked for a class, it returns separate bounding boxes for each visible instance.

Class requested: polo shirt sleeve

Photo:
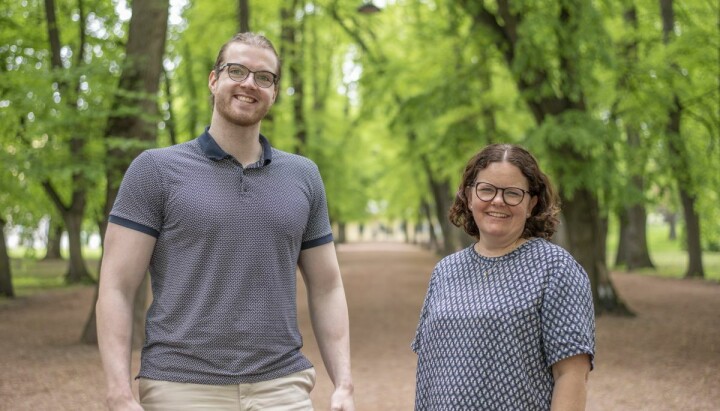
[541,256,596,370]
[108,151,165,238]
[300,163,333,249]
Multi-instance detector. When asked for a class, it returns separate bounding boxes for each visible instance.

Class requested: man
[96,32,354,410]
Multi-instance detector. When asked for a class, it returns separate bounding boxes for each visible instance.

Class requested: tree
[238,0,250,33]
[610,4,655,270]
[36,0,96,283]
[42,217,63,260]
[0,217,14,298]
[454,0,632,314]
[659,0,705,278]
[80,0,170,346]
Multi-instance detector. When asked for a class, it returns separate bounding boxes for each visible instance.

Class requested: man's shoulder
[133,140,201,169]
[144,139,199,158]
[270,148,319,170]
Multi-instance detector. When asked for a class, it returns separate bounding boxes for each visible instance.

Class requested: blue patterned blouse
[412,238,595,410]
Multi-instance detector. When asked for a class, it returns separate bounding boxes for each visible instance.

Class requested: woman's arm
[550,354,591,411]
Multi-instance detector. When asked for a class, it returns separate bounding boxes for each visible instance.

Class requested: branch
[327,2,381,64]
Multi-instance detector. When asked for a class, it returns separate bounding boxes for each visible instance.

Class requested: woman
[412,144,595,410]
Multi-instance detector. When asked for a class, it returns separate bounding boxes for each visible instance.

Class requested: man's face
[209,43,279,127]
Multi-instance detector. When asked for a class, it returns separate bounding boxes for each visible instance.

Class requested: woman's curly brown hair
[449,144,560,240]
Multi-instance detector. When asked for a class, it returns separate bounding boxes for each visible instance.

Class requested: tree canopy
[1,0,718,309]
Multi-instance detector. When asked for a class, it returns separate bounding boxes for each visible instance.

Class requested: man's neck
[208,121,263,167]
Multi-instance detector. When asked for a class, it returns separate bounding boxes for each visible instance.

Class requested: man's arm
[96,223,156,410]
[298,242,354,411]
[550,354,591,411]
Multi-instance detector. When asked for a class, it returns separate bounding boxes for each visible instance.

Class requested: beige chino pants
[139,368,315,411]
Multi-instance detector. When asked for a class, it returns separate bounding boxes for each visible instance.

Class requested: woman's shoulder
[525,237,573,256]
[521,238,580,267]
[524,238,588,279]
[434,246,476,270]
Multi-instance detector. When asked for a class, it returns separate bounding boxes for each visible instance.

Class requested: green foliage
[527,110,620,200]
[2,0,717,279]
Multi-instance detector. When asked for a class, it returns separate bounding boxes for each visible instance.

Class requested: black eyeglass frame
[216,63,279,88]
[468,181,532,206]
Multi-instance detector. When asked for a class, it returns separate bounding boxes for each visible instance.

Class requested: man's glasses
[469,182,531,206]
[216,63,278,88]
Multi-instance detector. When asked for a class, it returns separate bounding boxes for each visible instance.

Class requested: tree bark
[0,217,14,298]
[621,201,655,270]
[182,43,200,137]
[162,68,178,146]
[420,200,440,252]
[420,155,459,256]
[43,217,63,260]
[64,209,90,283]
[280,0,306,154]
[563,188,629,314]
[238,0,250,33]
[337,222,347,244]
[80,0,170,345]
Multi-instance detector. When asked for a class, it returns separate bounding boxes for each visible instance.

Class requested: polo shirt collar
[199,127,273,165]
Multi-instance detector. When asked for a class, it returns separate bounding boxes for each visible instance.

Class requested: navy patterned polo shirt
[109,129,333,384]
[412,238,595,410]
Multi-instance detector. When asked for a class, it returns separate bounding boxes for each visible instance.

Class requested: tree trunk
[615,194,654,270]
[182,43,200,137]
[43,0,92,284]
[617,125,654,270]
[337,222,347,244]
[426,173,458,256]
[615,210,629,267]
[43,217,63,260]
[63,210,92,283]
[679,190,704,278]
[665,212,677,240]
[420,200,440,252]
[563,188,631,315]
[613,7,654,270]
[280,0,306,154]
[0,217,14,298]
[80,0,170,345]
[238,0,250,33]
[623,201,655,270]
[162,68,177,146]
[660,0,704,279]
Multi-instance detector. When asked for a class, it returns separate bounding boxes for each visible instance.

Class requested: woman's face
[468,161,538,246]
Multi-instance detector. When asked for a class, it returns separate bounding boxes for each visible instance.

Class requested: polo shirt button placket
[232,159,247,193]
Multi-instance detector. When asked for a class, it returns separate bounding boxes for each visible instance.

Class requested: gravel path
[1,242,718,410]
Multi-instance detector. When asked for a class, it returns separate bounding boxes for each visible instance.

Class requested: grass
[607,221,720,281]
[2,222,718,299]
[7,257,99,297]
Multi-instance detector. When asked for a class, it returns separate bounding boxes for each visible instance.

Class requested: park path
[1,242,719,410]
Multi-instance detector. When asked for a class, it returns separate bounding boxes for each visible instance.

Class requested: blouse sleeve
[541,256,596,369]
[412,265,440,354]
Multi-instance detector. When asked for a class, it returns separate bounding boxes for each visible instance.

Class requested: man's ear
[208,70,218,93]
